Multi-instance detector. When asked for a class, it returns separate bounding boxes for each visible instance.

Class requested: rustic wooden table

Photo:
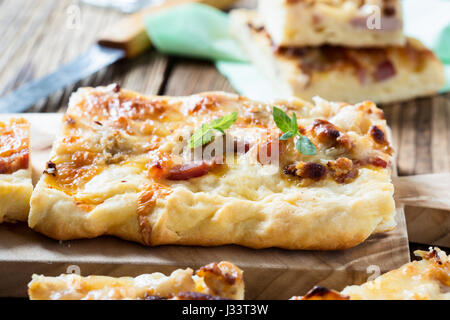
[0,0,448,257]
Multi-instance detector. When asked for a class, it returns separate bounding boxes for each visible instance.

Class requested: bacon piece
[374,60,396,82]
[311,119,353,150]
[43,161,57,176]
[148,155,221,181]
[356,157,389,168]
[196,261,244,300]
[165,161,219,181]
[312,119,340,142]
[369,125,388,145]
[111,83,121,93]
[327,157,359,184]
[292,286,350,300]
[284,162,327,181]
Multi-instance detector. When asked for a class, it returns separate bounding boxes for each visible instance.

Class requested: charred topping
[112,83,121,93]
[285,156,388,184]
[94,121,103,126]
[312,119,340,141]
[297,162,327,181]
[44,161,57,176]
[197,262,237,285]
[301,286,350,301]
[383,1,396,16]
[304,286,333,298]
[311,119,353,149]
[284,162,327,181]
[425,249,443,265]
[327,157,359,184]
[370,125,387,145]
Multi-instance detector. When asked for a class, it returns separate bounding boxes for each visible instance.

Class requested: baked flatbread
[258,0,405,47]
[0,118,32,223]
[230,9,445,104]
[29,85,395,250]
[28,261,244,300]
[292,247,450,300]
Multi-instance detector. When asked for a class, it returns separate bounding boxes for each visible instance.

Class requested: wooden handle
[98,0,237,58]
[393,173,450,211]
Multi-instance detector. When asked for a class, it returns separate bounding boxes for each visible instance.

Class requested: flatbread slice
[0,118,32,223]
[29,85,395,250]
[292,247,450,300]
[28,261,244,300]
[230,9,445,104]
[258,0,405,47]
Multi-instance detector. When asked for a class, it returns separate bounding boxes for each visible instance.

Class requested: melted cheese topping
[0,118,29,174]
[29,86,395,249]
[0,118,32,223]
[28,261,244,300]
[342,248,450,300]
[44,87,391,195]
[294,248,450,300]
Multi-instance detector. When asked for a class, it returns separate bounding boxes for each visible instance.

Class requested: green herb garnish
[189,112,238,149]
[272,107,317,155]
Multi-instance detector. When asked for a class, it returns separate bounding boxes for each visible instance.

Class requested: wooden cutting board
[0,113,410,299]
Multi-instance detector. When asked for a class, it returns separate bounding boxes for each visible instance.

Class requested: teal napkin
[145,1,450,100]
[145,3,246,62]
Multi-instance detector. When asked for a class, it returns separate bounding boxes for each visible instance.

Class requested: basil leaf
[291,112,299,135]
[189,112,238,149]
[273,107,293,133]
[210,112,238,132]
[189,124,214,149]
[295,135,317,155]
[280,131,296,140]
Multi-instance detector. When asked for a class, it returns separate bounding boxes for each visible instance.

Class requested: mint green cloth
[145,3,246,62]
[145,1,450,100]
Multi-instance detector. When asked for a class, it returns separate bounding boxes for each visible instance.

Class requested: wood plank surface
[0,0,448,298]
